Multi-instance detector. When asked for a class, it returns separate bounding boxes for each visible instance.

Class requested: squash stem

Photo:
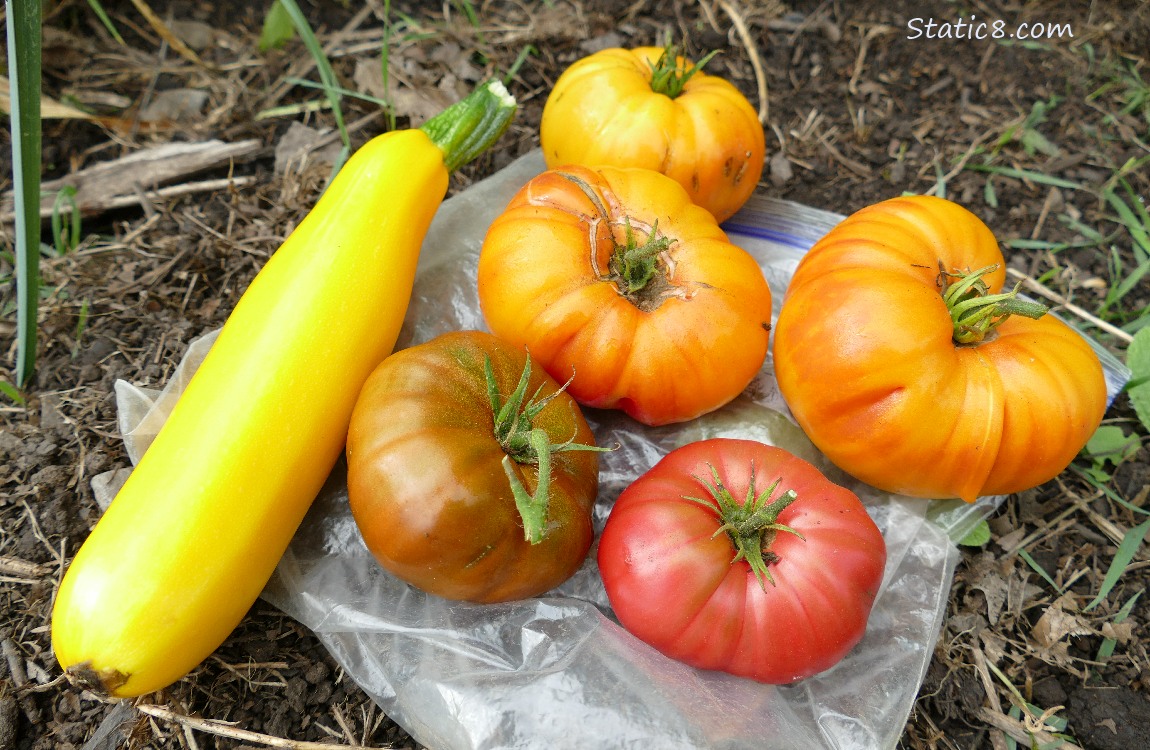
[486,355,608,544]
[938,263,1048,345]
[681,463,804,592]
[420,79,517,173]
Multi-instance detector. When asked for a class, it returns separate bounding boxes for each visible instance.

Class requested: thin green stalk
[276,0,351,175]
[504,44,535,84]
[379,0,396,131]
[85,0,124,44]
[52,186,81,255]
[7,0,43,389]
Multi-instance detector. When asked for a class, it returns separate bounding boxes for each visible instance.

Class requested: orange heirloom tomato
[540,45,765,222]
[773,195,1108,503]
[478,164,772,427]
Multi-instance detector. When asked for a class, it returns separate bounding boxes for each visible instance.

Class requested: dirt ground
[2,0,1150,748]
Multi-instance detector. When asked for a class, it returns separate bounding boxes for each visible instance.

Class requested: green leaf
[0,380,26,405]
[259,0,295,52]
[1128,327,1150,433]
[984,177,998,208]
[1020,127,1061,157]
[958,519,991,547]
[1083,424,1141,467]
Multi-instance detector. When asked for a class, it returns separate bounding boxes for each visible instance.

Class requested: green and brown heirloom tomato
[478,163,772,427]
[346,331,601,603]
[598,438,887,684]
[773,195,1108,502]
[540,44,765,222]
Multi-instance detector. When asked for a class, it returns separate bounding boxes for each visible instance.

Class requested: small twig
[18,498,62,568]
[2,639,28,689]
[1030,187,1059,240]
[95,176,258,222]
[978,707,1084,750]
[696,0,722,34]
[1005,267,1134,343]
[134,704,378,749]
[970,648,1011,750]
[331,705,360,747]
[126,0,210,69]
[1001,484,1096,557]
[922,127,997,197]
[818,131,872,177]
[847,24,895,97]
[718,1,768,124]
[0,555,52,578]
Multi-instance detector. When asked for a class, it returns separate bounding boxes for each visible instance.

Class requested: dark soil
[3,0,1150,748]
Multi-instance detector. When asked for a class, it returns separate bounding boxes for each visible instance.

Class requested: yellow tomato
[540,46,765,222]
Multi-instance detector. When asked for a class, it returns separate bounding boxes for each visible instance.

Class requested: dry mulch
[2,0,1149,748]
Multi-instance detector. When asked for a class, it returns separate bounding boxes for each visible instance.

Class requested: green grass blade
[1083,517,1150,612]
[452,0,480,29]
[276,0,350,174]
[1018,548,1064,594]
[71,299,90,359]
[7,0,44,389]
[85,0,124,45]
[281,77,391,108]
[1101,258,1150,315]
[1071,464,1150,516]
[379,0,396,131]
[965,163,1085,191]
[0,380,27,405]
[1104,184,1150,260]
[1004,238,1097,251]
[505,44,536,84]
[51,185,81,254]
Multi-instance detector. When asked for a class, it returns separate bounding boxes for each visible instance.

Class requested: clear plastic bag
[98,151,1131,750]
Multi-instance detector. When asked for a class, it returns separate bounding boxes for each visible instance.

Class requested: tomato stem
[647,42,719,99]
[609,218,674,295]
[682,463,804,591]
[485,355,607,544]
[420,79,517,173]
[938,263,1048,345]
[556,170,681,309]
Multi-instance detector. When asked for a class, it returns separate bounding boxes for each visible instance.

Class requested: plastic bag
[97,151,1131,750]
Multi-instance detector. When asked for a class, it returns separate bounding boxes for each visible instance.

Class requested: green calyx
[938,263,1048,345]
[683,463,804,592]
[556,170,678,308]
[608,218,675,295]
[647,42,720,99]
[420,79,517,173]
[485,355,607,545]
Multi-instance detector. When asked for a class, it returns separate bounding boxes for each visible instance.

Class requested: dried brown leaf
[0,76,93,120]
[1032,594,1094,648]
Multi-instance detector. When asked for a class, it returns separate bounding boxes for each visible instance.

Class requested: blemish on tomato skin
[732,151,751,185]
